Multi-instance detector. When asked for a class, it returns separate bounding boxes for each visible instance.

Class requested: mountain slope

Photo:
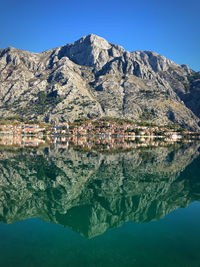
[0,34,199,130]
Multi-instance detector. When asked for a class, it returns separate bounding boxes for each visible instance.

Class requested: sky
[0,0,199,71]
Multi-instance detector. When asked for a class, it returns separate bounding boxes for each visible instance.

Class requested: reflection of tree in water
[0,142,200,238]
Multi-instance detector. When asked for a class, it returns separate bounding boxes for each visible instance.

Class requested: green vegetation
[73,117,90,125]
[166,122,183,131]
[100,117,135,125]
[140,111,154,121]
[34,91,64,115]
[0,116,23,124]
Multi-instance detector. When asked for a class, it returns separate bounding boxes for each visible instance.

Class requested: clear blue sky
[0,0,199,71]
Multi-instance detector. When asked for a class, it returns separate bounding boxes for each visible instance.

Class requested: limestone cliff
[0,34,199,130]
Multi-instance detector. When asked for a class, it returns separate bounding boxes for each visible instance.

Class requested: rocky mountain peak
[75,34,111,50]
[55,34,125,68]
[0,35,199,130]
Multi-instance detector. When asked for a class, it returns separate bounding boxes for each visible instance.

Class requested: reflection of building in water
[0,133,188,150]
[0,124,45,135]
[0,135,45,147]
[49,135,185,152]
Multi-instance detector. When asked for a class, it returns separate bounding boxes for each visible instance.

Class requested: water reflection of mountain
[0,143,200,238]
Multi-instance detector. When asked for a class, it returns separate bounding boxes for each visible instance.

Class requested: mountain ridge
[0,34,199,130]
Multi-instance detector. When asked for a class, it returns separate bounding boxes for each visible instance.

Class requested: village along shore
[0,118,199,151]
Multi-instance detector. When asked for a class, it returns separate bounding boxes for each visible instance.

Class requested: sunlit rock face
[0,35,199,130]
[0,142,200,238]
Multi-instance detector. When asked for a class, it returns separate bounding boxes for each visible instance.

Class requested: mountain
[0,143,200,238]
[0,34,199,130]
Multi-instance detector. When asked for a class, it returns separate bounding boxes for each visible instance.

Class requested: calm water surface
[0,142,200,266]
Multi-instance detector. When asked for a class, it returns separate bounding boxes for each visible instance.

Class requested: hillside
[0,34,199,130]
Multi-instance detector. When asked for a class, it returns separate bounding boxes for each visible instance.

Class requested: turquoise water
[0,203,200,267]
[0,142,200,266]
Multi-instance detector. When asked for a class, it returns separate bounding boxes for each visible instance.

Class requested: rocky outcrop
[175,72,200,117]
[0,34,199,130]
[0,143,200,238]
